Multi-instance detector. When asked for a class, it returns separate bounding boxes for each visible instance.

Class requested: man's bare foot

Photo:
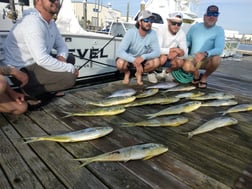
[122,71,130,84]
[135,73,143,85]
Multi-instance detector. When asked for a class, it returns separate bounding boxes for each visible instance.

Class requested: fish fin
[61,110,73,118]
[143,155,155,160]
[23,137,40,144]
[146,114,155,119]
[120,123,134,127]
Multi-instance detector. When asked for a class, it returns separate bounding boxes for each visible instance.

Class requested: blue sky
[87,0,252,34]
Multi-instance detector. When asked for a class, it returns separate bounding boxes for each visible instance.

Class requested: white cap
[167,12,183,22]
[137,10,154,21]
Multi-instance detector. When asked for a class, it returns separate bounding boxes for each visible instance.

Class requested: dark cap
[206,5,219,13]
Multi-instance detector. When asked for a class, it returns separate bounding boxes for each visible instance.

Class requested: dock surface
[0,57,252,189]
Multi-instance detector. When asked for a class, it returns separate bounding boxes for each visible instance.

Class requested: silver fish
[135,88,159,98]
[146,82,178,89]
[107,88,136,98]
[121,116,189,127]
[124,96,180,107]
[86,96,136,107]
[175,91,205,99]
[163,85,196,93]
[23,127,113,143]
[201,99,238,107]
[74,143,168,167]
[222,104,252,115]
[187,117,238,138]
[189,92,235,100]
[62,106,126,118]
[146,101,202,119]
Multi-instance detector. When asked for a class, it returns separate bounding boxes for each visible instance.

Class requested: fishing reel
[3,5,18,23]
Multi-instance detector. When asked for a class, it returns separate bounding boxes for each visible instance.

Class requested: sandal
[192,73,202,85]
[198,81,208,89]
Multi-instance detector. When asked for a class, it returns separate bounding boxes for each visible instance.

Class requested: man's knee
[0,76,7,94]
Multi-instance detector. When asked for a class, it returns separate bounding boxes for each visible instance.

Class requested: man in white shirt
[154,12,188,81]
[4,0,78,99]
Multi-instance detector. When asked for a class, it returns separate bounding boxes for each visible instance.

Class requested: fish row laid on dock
[74,143,168,167]
[85,96,136,107]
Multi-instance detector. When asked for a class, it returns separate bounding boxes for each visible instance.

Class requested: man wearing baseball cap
[116,10,160,85]
[185,5,225,88]
[155,11,188,82]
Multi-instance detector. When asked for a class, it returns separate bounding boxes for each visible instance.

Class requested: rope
[171,68,193,84]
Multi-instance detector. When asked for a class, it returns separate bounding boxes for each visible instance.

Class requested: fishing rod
[77,34,118,71]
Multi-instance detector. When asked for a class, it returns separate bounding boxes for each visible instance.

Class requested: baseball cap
[206,5,219,13]
[167,12,183,22]
[137,10,154,21]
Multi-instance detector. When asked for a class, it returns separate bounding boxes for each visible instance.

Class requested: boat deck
[0,58,252,189]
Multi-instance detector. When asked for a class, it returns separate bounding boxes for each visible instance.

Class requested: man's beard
[141,25,151,32]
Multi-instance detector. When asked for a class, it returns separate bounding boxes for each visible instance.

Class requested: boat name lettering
[69,48,108,59]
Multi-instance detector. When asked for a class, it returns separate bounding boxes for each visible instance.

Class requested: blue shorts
[163,60,171,68]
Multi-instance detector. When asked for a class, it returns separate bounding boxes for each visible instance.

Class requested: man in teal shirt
[185,5,225,88]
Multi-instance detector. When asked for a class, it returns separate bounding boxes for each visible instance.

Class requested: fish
[135,88,159,98]
[222,104,252,115]
[23,127,113,143]
[175,91,205,99]
[186,117,238,138]
[163,85,196,93]
[107,88,136,98]
[74,143,168,167]
[124,96,180,107]
[121,116,189,127]
[201,99,238,107]
[62,106,126,118]
[146,101,202,119]
[146,81,178,89]
[189,92,235,100]
[85,96,136,107]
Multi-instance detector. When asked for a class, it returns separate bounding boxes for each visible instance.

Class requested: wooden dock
[0,57,252,189]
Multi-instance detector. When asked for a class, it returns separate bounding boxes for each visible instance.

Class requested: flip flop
[192,73,202,85]
[198,81,208,89]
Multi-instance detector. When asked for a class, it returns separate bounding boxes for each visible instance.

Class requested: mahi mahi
[23,127,113,143]
[135,88,159,98]
[146,82,178,89]
[175,91,205,99]
[74,143,168,167]
[124,96,180,107]
[189,92,235,100]
[121,116,189,127]
[187,117,238,138]
[62,106,126,118]
[163,85,196,93]
[146,101,202,119]
[85,96,136,107]
[107,88,136,98]
[201,99,238,107]
[222,103,252,115]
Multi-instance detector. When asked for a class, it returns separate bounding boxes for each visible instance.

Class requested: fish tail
[187,132,193,139]
[121,123,134,127]
[74,157,94,167]
[61,110,73,118]
[23,137,40,144]
[146,114,156,119]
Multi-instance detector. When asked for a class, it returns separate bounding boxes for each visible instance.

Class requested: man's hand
[11,68,28,87]
[6,86,25,104]
[133,56,144,74]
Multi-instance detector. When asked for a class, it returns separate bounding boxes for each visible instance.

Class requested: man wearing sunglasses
[116,10,160,85]
[4,0,78,108]
[185,5,225,89]
[155,12,188,82]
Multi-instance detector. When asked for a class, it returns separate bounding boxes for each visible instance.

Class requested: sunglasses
[142,18,154,23]
[206,12,219,17]
[49,0,58,3]
[170,21,182,27]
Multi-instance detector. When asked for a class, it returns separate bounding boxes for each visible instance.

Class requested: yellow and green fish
[23,127,113,143]
[74,143,168,167]
[135,88,159,98]
[85,96,136,107]
[146,101,202,119]
[121,116,189,127]
[62,106,126,118]
[222,103,252,115]
[186,117,238,138]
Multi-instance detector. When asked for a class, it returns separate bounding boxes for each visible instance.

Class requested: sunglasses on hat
[142,18,154,23]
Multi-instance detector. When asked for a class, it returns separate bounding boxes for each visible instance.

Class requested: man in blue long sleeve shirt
[116,10,160,85]
[184,5,225,88]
